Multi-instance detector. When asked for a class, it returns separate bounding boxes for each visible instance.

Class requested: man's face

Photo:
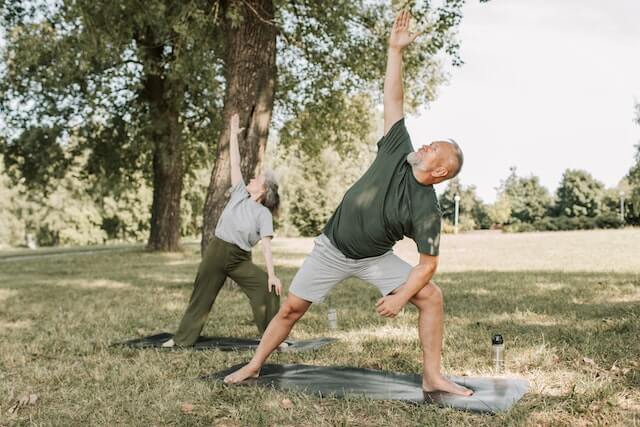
[409,140,453,173]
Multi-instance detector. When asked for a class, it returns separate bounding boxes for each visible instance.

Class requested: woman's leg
[228,260,280,334]
[172,240,228,346]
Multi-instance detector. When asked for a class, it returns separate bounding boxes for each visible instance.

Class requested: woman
[163,113,282,347]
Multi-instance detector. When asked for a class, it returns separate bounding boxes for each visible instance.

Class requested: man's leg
[224,293,311,383]
[224,234,350,384]
[408,282,472,396]
[357,252,471,396]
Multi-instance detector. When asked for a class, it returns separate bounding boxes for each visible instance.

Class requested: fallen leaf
[280,398,293,409]
[180,403,194,414]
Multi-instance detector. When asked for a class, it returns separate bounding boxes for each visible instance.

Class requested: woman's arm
[229,113,243,186]
[260,236,282,296]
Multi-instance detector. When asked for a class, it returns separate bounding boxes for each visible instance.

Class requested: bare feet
[224,363,260,384]
[423,375,473,396]
[161,338,175,348]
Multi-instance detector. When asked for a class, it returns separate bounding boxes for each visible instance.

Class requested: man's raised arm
[384,10,420,135]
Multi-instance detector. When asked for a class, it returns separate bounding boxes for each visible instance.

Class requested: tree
[200,0,483,252]
[497,167,552,223]
[487,195,512,227]
[0,157,25,247]
[555,169,604,217]
[439,178,491,230]
[1,1,483,253]
[1,1,225,251]
[624,104,640,224]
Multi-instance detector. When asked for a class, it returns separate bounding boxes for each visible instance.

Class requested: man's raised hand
[388,10,421,51]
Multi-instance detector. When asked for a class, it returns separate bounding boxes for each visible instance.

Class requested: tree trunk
[201,0,277,254]
[143,40,185,252]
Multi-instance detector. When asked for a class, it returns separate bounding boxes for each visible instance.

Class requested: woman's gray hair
[262,170,280,214]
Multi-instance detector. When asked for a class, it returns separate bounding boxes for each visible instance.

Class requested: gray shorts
[288,234,412,303]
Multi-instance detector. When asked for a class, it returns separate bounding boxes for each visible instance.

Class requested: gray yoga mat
[114,332,337,352]
[206,363,528,414]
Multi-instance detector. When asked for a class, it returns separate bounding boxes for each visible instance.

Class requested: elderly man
[225,10,471,397]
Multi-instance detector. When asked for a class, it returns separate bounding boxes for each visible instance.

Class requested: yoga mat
[114,332,337,352]
[206,363,528,414]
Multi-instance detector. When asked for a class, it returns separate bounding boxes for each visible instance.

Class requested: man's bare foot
[423,375,473,396]
[224,363,260,384]
[161,338,175,348]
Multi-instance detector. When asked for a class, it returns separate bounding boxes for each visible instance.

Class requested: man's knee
[278,295,309,321]
[411,282,443,308]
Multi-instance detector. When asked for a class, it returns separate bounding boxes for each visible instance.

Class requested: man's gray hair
[447,138,464,179]
[262,170,280,214]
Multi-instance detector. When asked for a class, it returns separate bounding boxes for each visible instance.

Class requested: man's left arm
[376,253,437,317]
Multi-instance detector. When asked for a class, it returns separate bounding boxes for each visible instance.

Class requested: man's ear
[431,167,448,178]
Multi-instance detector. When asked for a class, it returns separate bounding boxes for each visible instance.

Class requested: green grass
[1,230,639,426]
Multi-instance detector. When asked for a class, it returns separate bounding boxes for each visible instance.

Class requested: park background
[1,0,639,250]
[1,0,639,426]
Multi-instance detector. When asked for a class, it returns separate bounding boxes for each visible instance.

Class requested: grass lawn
[1,229,639,426]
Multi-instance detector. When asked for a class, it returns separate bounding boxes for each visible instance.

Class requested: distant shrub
[503,222,536,233]
[595,213,624,229]
[506,214,623,233]
[442,215,477,234]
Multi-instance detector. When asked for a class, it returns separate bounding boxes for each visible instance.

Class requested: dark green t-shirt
[323,118,442,259]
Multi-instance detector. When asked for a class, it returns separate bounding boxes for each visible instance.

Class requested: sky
[405,0,640,202]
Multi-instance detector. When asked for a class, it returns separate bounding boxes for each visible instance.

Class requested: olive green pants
[173,236,280,346]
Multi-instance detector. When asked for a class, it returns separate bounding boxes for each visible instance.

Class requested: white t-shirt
[214,181,274,251]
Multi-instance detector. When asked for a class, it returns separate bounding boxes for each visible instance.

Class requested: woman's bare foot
[224,362,261,384]
[161,338,175,348]
[423,374,473,396]
[276,341,289,351]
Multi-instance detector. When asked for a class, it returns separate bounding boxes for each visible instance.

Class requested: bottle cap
[492,334,504,345]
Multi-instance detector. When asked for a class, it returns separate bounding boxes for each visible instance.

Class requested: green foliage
[180,168,210,237]
[624,105,640,224]
[555,169,605,217]
[1,0,476,248]
[487,195,512,227]
[273,144,376,237]
[97,178,152,242]
[0,158,25,247]
[0,0,469,187]
[18,158,108,246]
[505,214,624,233]
[0,0,222,190]
[0,153,211,247]
[498,167,552,223]
[271,96,377,236]
[439,178,491,230]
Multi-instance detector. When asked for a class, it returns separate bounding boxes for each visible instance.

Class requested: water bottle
[327,307,338,331]
[492,334,505,372]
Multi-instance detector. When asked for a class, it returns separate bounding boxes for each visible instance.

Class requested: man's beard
[407,151,425,170]
[406,152,422,167]
[406,152,429,172]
